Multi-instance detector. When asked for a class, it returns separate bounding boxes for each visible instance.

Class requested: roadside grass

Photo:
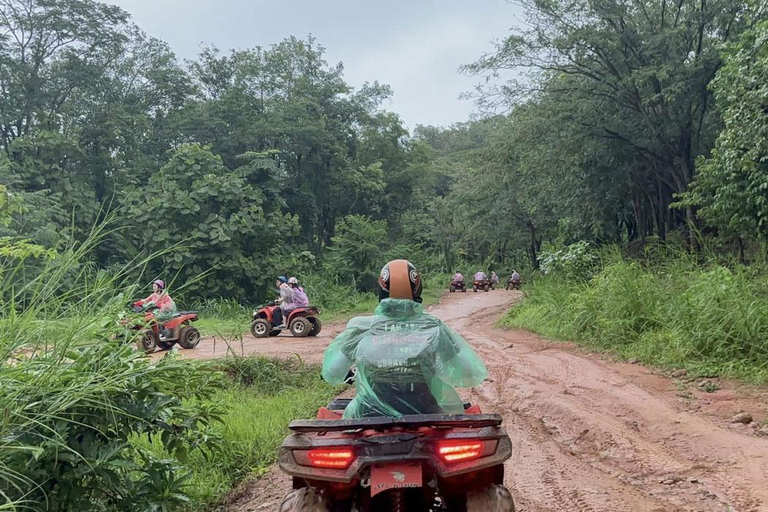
[501,254,768,383]
[133,356,342,510]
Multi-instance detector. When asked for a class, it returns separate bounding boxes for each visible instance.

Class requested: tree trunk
[528,221,539,270]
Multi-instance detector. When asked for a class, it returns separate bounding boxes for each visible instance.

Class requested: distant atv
[449,279,467,293]
[251,302,322,338]
[121,303,201,354]
[473,279,491,293]
[506,278,522,290]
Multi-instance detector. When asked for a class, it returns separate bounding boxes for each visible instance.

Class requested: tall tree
[464,0,750,242]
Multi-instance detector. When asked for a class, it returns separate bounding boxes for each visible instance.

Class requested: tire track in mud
[225,291,768,511]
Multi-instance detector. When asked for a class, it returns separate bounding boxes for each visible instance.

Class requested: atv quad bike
[449,280,467,293]
[473,279,491,293]
[251,302,322,338]
[505,278,522,291]
[277,399,515,512]
[123,303,201,354]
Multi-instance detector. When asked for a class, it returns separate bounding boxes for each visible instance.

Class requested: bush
[503,250,768,382]
[538,241,599,279]
[0,223,227,511]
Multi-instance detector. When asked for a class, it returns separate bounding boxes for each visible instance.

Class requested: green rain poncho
[322,299,488,418]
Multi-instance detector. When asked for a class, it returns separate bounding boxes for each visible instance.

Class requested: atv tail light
[294,448,355,469]
[437,440,497,463]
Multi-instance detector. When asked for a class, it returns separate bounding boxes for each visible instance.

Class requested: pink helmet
[153,279,165,290]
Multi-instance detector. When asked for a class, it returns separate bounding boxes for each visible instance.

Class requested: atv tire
[278,488,329,512]
[450,285,456,292]
[136,330,157,354]
[251,319,271,338]
[178,326,201,349]
[465,484,515,512]
[290,317,311,337]
[308,317,322,337]
[473,285,478,292]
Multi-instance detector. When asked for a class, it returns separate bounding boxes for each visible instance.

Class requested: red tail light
[304,448,355,469]
[437,439,497,463]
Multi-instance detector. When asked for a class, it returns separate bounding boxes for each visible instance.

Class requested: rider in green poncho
[322,259,488,418]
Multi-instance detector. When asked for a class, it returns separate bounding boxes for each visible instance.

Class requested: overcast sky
[108,0,523,128]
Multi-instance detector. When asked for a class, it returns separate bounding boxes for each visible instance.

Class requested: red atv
[449,280,467,293]
[251,302,322,338]
[124,303,201,354]
[473,279,491,293]
[277,399,515,511]
[505,278,522,291]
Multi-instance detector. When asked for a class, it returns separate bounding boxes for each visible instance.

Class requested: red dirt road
[220,291,768,511]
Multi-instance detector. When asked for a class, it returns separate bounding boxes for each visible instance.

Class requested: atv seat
[174,311,198,317]
[326,398,474,412]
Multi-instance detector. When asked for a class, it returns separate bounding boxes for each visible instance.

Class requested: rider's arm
[276,286,291,305]
[136,293,158,306]
[435,322,488,387]
[321,317,369,384]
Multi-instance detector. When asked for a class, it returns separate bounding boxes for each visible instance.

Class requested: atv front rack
[288,413,503,433]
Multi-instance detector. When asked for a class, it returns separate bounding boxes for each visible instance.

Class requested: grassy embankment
[134,356,342,510]
[501,249,768,383]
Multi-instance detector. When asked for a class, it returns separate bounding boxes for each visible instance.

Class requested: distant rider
[273,276,293,328]
[510,270,521,284]
[135,279,176,313]
[286,277,309,310]
[490,271,499,284]
[474,270,487,281]
[451,271,464,284]
[322,259,488,418]
[135,279,176,339]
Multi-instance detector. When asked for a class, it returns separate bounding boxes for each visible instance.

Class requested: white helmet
[288,277,299,285]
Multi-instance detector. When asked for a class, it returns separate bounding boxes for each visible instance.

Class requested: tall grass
[135,357,340,510]
[0,216,224,511]
[502,249,768,382]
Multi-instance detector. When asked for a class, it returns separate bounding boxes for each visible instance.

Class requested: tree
[0,0,131,151]
[126,144,296,300]
[464,0,751,243]
[683,16,768,240]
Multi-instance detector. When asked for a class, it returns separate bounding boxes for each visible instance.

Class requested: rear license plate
[370,462,422,497]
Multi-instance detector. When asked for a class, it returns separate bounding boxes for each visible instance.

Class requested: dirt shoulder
[222,290,768,511]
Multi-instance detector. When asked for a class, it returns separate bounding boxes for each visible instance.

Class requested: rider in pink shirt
[474,271,487,281]
[452,271,464,283]
[136,280,176,313]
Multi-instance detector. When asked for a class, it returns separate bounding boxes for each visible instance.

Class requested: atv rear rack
[288,414,503,433]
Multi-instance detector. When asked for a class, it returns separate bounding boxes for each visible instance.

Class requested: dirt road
[222,290,768,512]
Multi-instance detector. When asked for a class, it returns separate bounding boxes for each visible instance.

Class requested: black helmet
[378,259,422,303]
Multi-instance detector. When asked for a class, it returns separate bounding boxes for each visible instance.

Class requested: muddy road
[218,291,768,512]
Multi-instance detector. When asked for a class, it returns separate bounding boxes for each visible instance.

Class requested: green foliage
[0,223,226,512]
[211,356,319,392]
[538,242,599,279]
[135,357,339,509]
[503,251,768,382]
[463,0,753,246]
[127,144,296,299]
[683,18,768,239]
[324,215,388,291]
